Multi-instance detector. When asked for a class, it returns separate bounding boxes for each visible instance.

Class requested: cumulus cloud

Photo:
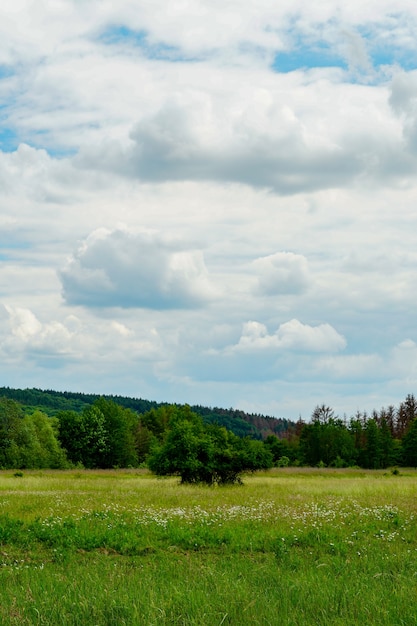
[59,227,216,309]
[75,93,366,193]
[3,305,76,359]
[2,1,417,417]
[253,251,310,295]
[227,318,346,354]
[72,68,417,194]
[3,3,417,194]
[0,304,163,368]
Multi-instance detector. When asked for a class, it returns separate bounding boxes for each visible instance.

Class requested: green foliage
[139,405,174,440]
[0,386,294,440]
[401,417,417,466]
[56,410,86,466]
[379,417,397,467]
[0,397,24,467]
[1,388,417,472]
[93,398,138,468]
[0,398,67,469]
[26,411,68,468]
[300,413,356,467]
[78,405,108,469]
[148,405,272,484]
[57,398,138,468]
[264,434,298,466]
[330,455,348,468]
[359,418,381,468]
[277,455,290,467]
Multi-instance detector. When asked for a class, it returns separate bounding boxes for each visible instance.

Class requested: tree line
[0,387,292,439]
[292,395,417,469]
[263,395,417,469]
[1,392,417,478]
[0,397,272,482]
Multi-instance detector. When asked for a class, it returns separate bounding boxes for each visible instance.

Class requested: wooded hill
[0,387,295,440]
[1,387,417,470]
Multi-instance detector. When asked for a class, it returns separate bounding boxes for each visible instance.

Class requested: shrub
[148,406,272,484]
[277,456,290,467]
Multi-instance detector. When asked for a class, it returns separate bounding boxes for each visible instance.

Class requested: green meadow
[1,468,417,625]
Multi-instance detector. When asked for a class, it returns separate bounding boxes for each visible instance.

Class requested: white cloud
[3,305,75,358]
[314,339,417,386]
[1,1,417,418]
[316,353,385,382]
[339,29,372,74]
[74,78,410,193]
[253,251,310,295]
[2,4,416,194]
[0,304,163,368]
[228,318,346,354]
[389,70,417,153]
[5,305,42,340]
[59,227,217,309]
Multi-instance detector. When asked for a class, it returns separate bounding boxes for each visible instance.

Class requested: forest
[0,387,417,476]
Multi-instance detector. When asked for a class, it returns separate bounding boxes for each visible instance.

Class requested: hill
[0,386,295,440]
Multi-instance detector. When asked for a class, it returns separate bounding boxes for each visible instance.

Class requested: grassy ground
[1,468,417,625]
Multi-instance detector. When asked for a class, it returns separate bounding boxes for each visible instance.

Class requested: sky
[1,1,417,421]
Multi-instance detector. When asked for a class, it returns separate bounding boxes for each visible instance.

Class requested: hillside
[0,386,295,440]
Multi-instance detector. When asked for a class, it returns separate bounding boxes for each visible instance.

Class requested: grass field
[1,468,417,625]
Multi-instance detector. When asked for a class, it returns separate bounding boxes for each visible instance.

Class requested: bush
[148,406,273,484]
[277,456,290,467]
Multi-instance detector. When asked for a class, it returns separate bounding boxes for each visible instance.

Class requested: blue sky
[1,1,417,420]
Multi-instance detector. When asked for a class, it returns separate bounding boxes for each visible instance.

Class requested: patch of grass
[1,469,417,624]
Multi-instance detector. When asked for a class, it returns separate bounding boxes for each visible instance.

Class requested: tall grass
[1,468,417,625]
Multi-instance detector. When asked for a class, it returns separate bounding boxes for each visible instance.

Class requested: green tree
[401,418,417,467]
[140,405,173,440]
[349,413,366,462]
[361,419,382,469]
[300,414,355,467]
[57,406,107,468]
[58,399,139,468]
[148,406,272,484]
[93,398,138,468]
[57,410,86,465]
[264,435,291,466]
[135,422,156,464]
[379,417,396,468]
[148,416,210,483]
[78,404,108,468]
[0,398,68,469]
[0,398,26,468]
[25,411,67,468]
[16,411,68,469]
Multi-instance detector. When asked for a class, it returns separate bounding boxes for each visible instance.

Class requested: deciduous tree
[148,406,272,484]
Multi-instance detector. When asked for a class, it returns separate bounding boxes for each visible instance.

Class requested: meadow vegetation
[1,468,417,625]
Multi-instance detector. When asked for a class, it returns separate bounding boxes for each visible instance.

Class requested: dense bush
[147,405,273,484]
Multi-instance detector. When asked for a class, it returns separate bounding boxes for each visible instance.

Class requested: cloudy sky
[1,1,417,420]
